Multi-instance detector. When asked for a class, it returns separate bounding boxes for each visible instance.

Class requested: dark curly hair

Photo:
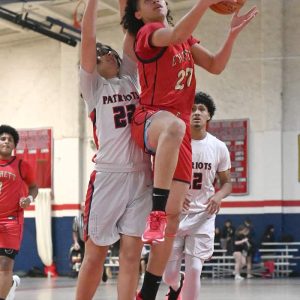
[194,92,216,120]
[121,0,174,36]
[0,124,19,146]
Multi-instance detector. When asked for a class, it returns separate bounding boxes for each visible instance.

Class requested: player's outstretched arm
[81,0,98,73]
[151,0,238,47]
[191,5,258,74]
[119,0,136,62]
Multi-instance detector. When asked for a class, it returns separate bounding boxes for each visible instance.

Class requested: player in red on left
[0,124,38,300]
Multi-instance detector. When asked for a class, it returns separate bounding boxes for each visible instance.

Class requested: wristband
[28,195,34,203]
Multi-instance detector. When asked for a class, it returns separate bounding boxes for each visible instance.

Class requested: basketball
[210,0,246,15]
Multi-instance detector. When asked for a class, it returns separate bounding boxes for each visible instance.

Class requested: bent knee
[164,119,186,141]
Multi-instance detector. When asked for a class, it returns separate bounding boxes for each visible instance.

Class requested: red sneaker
[165,272,184,300]
[136,291,143,300]
[142,211,167,244]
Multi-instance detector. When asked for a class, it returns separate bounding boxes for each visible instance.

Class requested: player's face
[135,0,168,23]
[0,133,15,158]
[97,52,119,79]
[191,104,210,129]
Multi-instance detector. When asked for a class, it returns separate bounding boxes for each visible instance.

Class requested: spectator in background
[214,227,222,256]
[214,227,222,246]
[140,246,149,279]
[0,124,39,300]
[261,225,275,244]
[72,202,85,258]
[243,219,255,278]
[221,219,235,255]
[71,202,108,282]
[233,225,250,280]
[260,225,275,251]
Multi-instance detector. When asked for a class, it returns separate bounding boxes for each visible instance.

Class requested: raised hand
[230,6,258,35]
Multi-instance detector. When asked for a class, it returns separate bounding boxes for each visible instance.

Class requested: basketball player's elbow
[170,29,189,44]
[209,64,225,75]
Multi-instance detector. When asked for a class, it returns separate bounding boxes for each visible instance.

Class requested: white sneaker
[247,274,254,279]
[6,275,21,300]
[235,274,244,280]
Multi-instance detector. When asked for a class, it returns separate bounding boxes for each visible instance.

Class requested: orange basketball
[210,0,246,15]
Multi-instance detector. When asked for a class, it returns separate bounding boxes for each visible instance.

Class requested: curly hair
[0,124,19,146]
[121,0,174,36]
[194,92,216,120]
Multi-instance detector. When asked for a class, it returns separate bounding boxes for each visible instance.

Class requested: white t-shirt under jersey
[186,132,231,213]
[80,54,150,172]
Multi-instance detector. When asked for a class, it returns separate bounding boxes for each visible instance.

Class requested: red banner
[208,119,248,195]
[16,128,52,188]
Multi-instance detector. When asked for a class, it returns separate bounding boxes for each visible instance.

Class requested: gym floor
[14,276,300,300]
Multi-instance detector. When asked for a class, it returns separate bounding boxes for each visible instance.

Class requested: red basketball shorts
[131,106,192,184]
[0,217,23,251]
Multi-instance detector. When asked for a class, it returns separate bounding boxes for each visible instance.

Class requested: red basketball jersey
[135,22,199,121]
[0,157,35,220]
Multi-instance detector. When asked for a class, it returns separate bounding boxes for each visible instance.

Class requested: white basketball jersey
[186,132,231,213]
[80,54,150,172]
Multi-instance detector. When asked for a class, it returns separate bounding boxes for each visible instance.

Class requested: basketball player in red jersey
[0,125,38,300]
[122,0,257,299]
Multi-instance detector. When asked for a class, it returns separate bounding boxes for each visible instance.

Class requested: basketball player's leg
[138,181,189,300]
[138,111,187,244]
[75,239,109,300]
[163,241,184,291]
[118,235,144,300]
[146,111,186,189]
[181,254,204,300]
[0,254,14,299]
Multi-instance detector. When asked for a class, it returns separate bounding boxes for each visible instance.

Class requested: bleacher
[103,242,300,278]
[200,242,300,278]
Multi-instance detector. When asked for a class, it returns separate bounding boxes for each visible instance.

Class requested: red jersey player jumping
[0,125,38,300]
[122,0,258,299]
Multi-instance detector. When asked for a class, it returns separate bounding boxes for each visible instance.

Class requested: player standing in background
[163,92,232,300]
[75,1,152,299]
[0,124,38,300]
[121,1,257,299]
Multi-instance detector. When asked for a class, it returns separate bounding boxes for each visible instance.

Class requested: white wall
[0,0,299,213]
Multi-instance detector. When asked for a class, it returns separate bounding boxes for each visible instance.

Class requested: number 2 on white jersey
[175,68,193,90]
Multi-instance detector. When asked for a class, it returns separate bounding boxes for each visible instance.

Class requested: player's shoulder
[207,133,227,148]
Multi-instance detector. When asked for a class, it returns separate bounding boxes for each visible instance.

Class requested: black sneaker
[165,272,185,300]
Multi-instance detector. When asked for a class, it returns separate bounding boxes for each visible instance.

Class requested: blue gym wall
[15,214,300,275]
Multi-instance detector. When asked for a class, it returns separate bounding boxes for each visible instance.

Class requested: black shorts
[0,248,19,259]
